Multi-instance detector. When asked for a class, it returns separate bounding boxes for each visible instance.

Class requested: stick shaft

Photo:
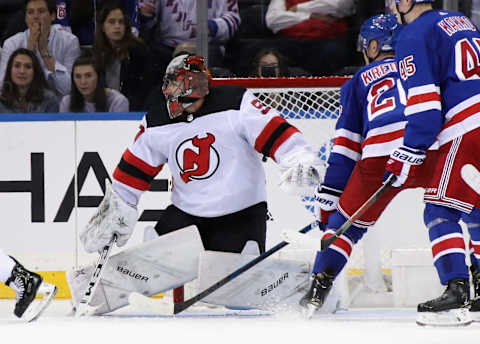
[321,175,395,250]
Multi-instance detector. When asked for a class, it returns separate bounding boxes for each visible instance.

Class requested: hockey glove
[278,148,324,195]
[384,145,426,188]
[314,185,341,228]
[80,180,138,253]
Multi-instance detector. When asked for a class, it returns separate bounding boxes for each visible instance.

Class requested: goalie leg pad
[196,249,342,313]
[68,225,204,315]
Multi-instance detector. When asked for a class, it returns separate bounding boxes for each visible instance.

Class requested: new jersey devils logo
[176,133,220,183]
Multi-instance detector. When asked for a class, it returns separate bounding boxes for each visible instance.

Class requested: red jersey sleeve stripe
[407,92,441,106]
[113,167,150,191]
[362,129,405,147]
[123,149,163,177]
[269,126,300,162]
[254,116,286,153]
[334,137,362,154]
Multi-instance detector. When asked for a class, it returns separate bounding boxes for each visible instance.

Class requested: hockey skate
[299,272,334,319]
[416,278,471,326]
[469,265,480,321]
[5,258,57,322]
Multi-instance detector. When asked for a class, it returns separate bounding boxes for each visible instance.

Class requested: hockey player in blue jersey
[300,14,422,315]
[389,0,480,325]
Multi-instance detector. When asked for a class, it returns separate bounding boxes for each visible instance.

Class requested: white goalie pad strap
[68,225,204,315]
[80,181,138,253]
[196,250,342,313]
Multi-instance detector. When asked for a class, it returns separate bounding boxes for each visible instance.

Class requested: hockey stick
[320,174,395,250]
[75,234,117,317]
[461,164,480,195]
[172,221,318,314]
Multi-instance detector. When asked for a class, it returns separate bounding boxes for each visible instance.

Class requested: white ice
[1,300,480,344]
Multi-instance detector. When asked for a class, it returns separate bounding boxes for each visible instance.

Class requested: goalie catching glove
[278,148,324,195]
[384,145,425,188]
[80,180,138,253]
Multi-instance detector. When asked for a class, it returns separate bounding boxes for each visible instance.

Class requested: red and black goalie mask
[162,54,210,119]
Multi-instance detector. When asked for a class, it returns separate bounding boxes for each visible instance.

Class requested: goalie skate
[416,278,471,326]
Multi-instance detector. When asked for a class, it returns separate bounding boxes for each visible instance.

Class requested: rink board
[0,112,430,298]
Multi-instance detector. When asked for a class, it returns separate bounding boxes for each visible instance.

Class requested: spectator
[0,0,81,97]
[1,1,73,46]
[70,0,139,46]
[138,0,240,87]
[60,54,129,112]
[0,48,59,113]
[228,0,355,76]
[93,1,149,111]
[250,48,290,77]
[265,0,355,40]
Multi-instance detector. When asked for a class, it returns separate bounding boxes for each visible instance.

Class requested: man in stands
[0,0,80,96]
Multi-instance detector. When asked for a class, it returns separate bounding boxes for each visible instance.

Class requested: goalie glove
[384,145,426,188]
[80,180,138,253]
[278,148,324,195]
[314,185,341,226]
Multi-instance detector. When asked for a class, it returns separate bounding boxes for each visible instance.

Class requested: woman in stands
[0,48,58,113]
[60,53,129,113]
[93,1,149,111]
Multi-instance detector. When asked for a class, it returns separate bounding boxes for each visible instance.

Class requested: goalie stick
[75,235,117,317]
[461,164,480,195]
[320,174,395,250]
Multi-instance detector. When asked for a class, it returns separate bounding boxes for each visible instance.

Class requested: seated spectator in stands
[260,0,355,76]
[0,0,81,97]
[138,0,240,87]
[0,48,59,113]
[250,48,290,77]
[2,1,73,47]
[93,1,149,111]
[69,0,139,46]
[265,0,355,40]
[60,54,129,112]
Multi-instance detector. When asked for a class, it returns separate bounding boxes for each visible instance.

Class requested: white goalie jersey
[112,85,313,217]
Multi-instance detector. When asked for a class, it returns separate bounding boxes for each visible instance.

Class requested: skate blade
[22,282,58,322]
[301,304,317,320]
[416,308,472,327]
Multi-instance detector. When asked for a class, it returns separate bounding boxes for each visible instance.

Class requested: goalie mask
[162,54,210,119]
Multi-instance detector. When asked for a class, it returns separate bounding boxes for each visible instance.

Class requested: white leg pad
[197,250,313,311]
[67,225,204,315]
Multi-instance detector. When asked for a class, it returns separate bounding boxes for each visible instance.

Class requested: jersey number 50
[455,38,480,80]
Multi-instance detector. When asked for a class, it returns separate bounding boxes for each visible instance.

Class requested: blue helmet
[359,14,403,52]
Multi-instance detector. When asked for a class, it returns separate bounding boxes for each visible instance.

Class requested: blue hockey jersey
[395,10,480,150]
[323,57,406,192]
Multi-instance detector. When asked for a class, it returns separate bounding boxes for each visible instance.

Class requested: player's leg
[461,208,480,319]
[301,157,402,312]
[416,204,470,324]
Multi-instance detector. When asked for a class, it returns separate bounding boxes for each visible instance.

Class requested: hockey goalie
[67,54,333,315]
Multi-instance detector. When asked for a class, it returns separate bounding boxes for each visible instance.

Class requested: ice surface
[1,300,479,344]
